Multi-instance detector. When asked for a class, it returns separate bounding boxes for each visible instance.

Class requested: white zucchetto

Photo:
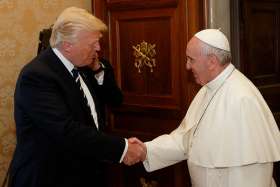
[195,29,230,51]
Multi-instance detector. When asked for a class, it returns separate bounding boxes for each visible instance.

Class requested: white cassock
[143,64,280,187]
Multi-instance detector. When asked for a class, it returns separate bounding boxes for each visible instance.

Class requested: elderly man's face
[185,37,211,86]
[68,30,102,67]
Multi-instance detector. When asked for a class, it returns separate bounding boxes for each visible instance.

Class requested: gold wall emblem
[132,41,156,73]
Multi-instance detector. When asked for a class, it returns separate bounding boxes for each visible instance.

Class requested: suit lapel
[41,47,76,88]
[40,48,97,129]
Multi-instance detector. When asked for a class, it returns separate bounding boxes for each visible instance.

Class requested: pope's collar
[205,63,235,92]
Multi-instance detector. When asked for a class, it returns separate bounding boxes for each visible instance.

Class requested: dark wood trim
[230,0,241,70]
[92,0,110,61]
[106,0,178,11]
[186,0,205,40]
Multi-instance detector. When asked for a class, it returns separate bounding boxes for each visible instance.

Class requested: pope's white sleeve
[143,124,189,172]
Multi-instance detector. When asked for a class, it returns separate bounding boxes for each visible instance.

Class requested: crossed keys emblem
[132,41,156,73]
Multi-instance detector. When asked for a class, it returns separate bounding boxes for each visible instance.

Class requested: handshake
[123,137,147,166]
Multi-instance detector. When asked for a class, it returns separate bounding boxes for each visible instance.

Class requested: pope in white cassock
[142,29,280,187]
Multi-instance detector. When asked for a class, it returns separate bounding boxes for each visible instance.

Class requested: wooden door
[92,0,204,186]
[231,0,280,185]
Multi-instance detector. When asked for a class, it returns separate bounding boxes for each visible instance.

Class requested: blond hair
[50,7,107,47]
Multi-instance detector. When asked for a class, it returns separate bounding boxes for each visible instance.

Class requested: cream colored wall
[0,0,92,184]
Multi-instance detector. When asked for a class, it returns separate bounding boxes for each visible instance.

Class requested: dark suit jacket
[9,47,125,187]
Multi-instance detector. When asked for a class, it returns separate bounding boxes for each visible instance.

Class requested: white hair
[200,41,232,65]
[50,7,107,47]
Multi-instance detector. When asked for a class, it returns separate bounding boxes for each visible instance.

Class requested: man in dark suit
[8,7,145,187]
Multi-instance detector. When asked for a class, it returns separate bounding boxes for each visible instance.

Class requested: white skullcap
[194,29,230,51]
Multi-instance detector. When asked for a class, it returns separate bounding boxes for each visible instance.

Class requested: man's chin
[194,78,201,85]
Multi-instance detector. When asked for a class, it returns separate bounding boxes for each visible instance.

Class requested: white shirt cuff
[94,71,104,85]
[119,138,128,163]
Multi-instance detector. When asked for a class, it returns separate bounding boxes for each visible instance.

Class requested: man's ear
[207,54,219,70]
[61,41,72,53]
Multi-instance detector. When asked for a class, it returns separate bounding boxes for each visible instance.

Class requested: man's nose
[95,42,101,51]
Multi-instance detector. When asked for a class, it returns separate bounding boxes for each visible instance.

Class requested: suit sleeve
[15,66,125,163]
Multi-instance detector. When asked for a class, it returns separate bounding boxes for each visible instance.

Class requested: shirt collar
[52,48,75,74]
[205,63,235,92]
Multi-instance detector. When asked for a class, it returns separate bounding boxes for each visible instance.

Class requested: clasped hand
[123,137,147,166]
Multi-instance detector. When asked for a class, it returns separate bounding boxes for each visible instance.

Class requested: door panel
[108,2,184,143]
[240,0,280,122]
[113,9,176,104]
[232,0,280,185]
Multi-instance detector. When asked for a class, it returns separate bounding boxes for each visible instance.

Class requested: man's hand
[123,137,147,166]
[128,137,147,161]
